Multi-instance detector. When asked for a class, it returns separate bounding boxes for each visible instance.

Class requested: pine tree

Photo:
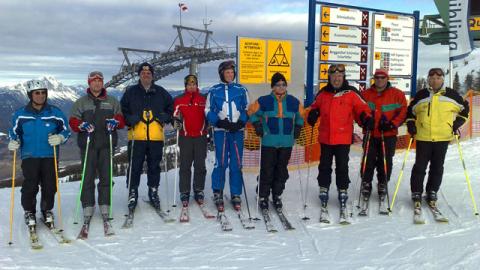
[464,73,474,92]
[453,72,461,92]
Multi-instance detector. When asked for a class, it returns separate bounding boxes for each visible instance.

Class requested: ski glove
[106,118,119,132]
[79,122,95,133]
[253,121,264,137]
[8,140,20,151]
[307,109,320,126]
[452,117,465,135]
[48,134,65,146]
[216,118,231,130]
[294,125,302,140]
[379,119,396,132]
[360,112,375,131]
[407,121,416,136]
[173,117,183,130]
[229,120,245,133]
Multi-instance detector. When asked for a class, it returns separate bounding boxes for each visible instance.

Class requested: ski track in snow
[2,140,480,269]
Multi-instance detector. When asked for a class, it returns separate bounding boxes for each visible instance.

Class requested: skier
[307,64,373,223]
[407,68,469,213]
[120,62,174,210]
[8,79,70,231]
[173,74,208,219]
[248,72,304,211]
[69,71,125,234]
[359,69,407,206]
[205,60,249,211]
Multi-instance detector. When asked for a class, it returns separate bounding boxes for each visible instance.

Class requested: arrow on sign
[321,68,328,75]
[322,30,329,38]
[322,49,328,56]
[323,11,329,18]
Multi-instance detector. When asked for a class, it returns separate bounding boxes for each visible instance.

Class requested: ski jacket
[310,82,371,145]
[120,82,173,141]
[205,82,249,130]
[9,103,70,159]
[248,92,304,148]
[407,87,469,142]
[173,88,207,137]
[69,88,125,149]
[361,83,407,138]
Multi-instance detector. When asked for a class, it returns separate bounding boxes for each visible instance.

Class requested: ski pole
[126,131,135,201]
[164,145,170,213]
[53,144,64,230]
[295,142,309,220]
[356,130,371,209]
[74,134,91,224]
[304,126,315,212]
[380,131,392,211]
[172,130,179,208]
[455,134,479,216]
[233,139,253,221]
[109,132,114,219]
[8,150,17,246]
[253,140,262,221]
[389,137,414,213]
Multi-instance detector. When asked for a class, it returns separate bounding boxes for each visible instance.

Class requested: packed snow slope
[1,138,480,269]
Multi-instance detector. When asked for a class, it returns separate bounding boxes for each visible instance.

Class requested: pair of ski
[179,200,216,223]
[121,199,176,229]
[413,202,449,224]
[28,220,72,250]
[261,202,295,233]
[319,206,350,225]
[216,196,255,231]
[77,217,115,240]
[358,194,389,217]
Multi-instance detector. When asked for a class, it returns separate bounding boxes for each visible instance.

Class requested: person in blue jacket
[8,79,71,229]
[205,60,249,211]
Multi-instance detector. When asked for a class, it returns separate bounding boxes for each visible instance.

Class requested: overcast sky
[0,0,445,89]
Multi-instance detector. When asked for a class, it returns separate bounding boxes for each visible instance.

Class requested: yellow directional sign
[238,38,266,84]
[267,40,291,83]
[470,17,480,31]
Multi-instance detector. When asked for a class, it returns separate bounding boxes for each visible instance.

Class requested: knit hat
[374,68,389,77]
[137,62,154,76]
[184,74,198,87]
[88,71,104,85]
[271,72,287,88]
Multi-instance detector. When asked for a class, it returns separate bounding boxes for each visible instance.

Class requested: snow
[1,139,480,269]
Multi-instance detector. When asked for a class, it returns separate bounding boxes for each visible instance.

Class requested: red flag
[178,3,188,12]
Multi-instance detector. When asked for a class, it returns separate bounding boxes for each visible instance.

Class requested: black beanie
[184,74,198,87]
[271,72,287,88]
[138,62,154,76]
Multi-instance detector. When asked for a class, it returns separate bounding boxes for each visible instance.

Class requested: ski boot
[259,197,269,210]
[338,189,348,210]
[411,192,422,203]
[180,192,190,207]
[194,190,205,205]
[24,211,36,228]
[42,210,54,229]
[272,195,283,210]
[377,182,387,200]
[128,188,138,209]
[231,195,241,211]
[426,190,438,208]
[319,187,329,208]
[148,186,161,209]
[213,190,224,212]
[361,182,372,199]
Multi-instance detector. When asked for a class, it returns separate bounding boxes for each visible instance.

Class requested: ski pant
[126,140,164,191]
[362,136,397,187]
[21,158,56,213]
[179,135,207,195]
[317,144,350,190]
[79,146,111,208]
[410,140,449,194]
[211,130,244,197]
[258,146,292,198]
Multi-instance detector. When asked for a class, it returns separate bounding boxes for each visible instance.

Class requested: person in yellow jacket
[406,68,469,208]
[120,62,174,210]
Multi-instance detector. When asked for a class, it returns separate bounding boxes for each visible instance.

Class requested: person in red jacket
[307,64,373,221]
[360,68,407,205]
[173,74,208,208]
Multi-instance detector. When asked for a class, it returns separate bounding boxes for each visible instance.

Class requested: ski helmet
[25,79,48,99]
[218,60,236,83]
[184,74,198,87]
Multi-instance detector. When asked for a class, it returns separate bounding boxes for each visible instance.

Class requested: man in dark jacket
[69,71,125,228]
[121,62,174,210]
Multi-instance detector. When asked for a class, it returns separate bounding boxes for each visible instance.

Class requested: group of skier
[7,59,469,243]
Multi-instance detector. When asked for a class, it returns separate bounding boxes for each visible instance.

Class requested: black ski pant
[179,135,207,195]
[362,136,397,189]
[258,146,292,198]
[126,140,164,191]
[21,158,56,213]
[410,140,449,194]
[80,146,111,208]
[317,144,351,190]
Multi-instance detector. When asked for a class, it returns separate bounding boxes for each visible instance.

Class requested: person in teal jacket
[248,72,304,210]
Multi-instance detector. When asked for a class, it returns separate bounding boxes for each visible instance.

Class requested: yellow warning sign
[267,40,291,83]
[238,38,266,84]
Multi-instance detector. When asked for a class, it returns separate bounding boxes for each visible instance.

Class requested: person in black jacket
[120,62,174,210]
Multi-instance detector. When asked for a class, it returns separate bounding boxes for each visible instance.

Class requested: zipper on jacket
[146,110,150,141]
[427,101,431,116]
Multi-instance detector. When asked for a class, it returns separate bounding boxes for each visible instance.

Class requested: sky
[0,0,445,89]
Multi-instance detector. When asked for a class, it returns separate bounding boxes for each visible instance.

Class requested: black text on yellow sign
[238,38,266,84]
[470,17,480,31]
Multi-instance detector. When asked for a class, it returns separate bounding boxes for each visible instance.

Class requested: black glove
[379,117,396,132]
[294,125,302,140]
[230,120,245,133]
[452,118,465,134]
[407,121,416,136]
[253,121,264,137]
[307,109,320,126]
[216,118,231,130]
[360,112,375,131]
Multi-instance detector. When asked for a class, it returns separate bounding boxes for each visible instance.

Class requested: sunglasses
[374,76,387,79]
[274,83,287,88]
[428,68,444,77]
[33,90,47,95]
[328,64,346,74]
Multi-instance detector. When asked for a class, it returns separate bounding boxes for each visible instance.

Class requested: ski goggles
[328,64,346,74]
[88,71,104,81]
[428,68,444,77]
